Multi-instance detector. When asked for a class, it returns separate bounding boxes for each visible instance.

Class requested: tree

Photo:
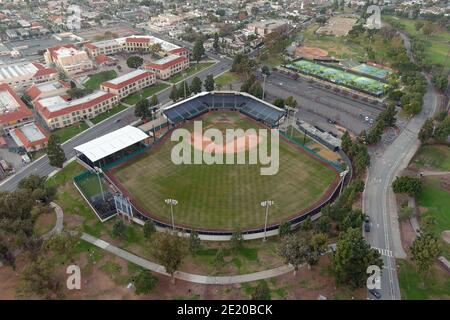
[150,94,159,107]
[414,21,424,31]
[43,232,79,263]
[272,98,285,109]
[392,176,423,197]
[434,115,450,141]
[308,233,328,266]
[112,220,126,239]
[332,228,383,288]
[204,74,215,91]
[278,221,291,238]
[301,216,313,231]
[341,131,352,153]
[230,230,243,251]
[193,39,205,63]
[418,118,434,142]
[169,85,179,101]
[178,81,190,99]
[249,81,263,99]
[261,65,271,77]
[278,234,309,275]
[188,230,201,254]
[432,74,448,92]
[143,220,156,239]
[340,209,365,231]
[411,232,442,274]
[133,270,158,295]
[190,76,202,94]
[127,56,144,69]
[422,22,434,35]
[47,135,66,168]
[214,248,225,269]
[315,215,331,234]
[213,32,220,53]
[135,98,151,120]
[152,232,186,283]
[285,96,298,108]
[17,257,61,299]
[0,242,15,269]
[251,281,271,300]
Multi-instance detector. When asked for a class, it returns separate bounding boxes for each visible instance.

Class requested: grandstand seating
[163,92,286,127]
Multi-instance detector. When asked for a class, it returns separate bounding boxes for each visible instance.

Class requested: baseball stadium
[74,92,348,237]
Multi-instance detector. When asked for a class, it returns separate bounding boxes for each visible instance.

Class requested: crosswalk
[372,247,394,257]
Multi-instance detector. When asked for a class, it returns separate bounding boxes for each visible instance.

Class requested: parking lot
[264,70,384,136]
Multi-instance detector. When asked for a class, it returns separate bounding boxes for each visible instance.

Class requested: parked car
[368,289,381,299]
[364,216,371,232]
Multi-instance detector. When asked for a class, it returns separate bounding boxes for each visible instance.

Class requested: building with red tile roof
[25,80,70,102]
[35,90,118,130]
[100,70,155,99]
[143,55,189,80]
[44,44,93,76]
[0,61,57,89]
[0,83,34,132]
[10,122,48,151]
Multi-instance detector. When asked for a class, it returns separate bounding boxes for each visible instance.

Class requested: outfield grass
[411,144,450,171]
[91,104,128,124]
[110,112,337,230]
[84,70,117,90]
[52,122,89,143]
[168,62,216,84]
[122,82,170,105]
[398,259,450,300]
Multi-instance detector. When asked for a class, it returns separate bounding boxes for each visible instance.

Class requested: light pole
[339,169,349,196]
[165,198,178,231]
[94,166,105,202]
[260,200,274,242]
[262,74,267,100]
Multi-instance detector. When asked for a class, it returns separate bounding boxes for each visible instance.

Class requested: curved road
[0,56,232,192]
[363,31,439,300]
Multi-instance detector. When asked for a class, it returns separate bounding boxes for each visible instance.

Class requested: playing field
[109,112,338,230]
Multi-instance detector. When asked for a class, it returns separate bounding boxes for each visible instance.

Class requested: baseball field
[108,112,338,230]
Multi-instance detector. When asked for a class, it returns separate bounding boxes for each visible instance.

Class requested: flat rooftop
[0,61,38,81]
[34,80,65,92]
[0,89,20,114]
[105,69,149,85]
[38,90,110,112]
[89,34,180,52]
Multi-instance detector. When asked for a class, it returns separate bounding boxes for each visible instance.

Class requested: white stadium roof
[74,125,149,162]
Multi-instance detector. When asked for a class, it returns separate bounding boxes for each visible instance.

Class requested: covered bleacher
[162,91,286,127]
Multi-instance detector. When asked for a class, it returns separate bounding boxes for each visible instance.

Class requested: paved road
[363,32,439,300]
[0,57,231,192]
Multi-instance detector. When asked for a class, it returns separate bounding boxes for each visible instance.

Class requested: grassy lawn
[411,144,450,171]
[122,82,170,105]
[417,176,450,236]
[110,112,337,230]
[91,104,128,124]
[382,15,450,70]
[398,259,450,300]
[168,62,216,84]
[84,70,117,90]
[52,122,89,143]
[282,126,314,146]
[215,71,239,87]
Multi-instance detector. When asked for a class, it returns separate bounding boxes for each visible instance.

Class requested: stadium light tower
[260,200,274,242]
[94,166,105,202]
[339,169,349,196]
[165,198,178,231]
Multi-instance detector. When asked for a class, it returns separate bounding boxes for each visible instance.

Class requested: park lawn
[91,104,128,124]
[53,122,89,143]
[411,144,450,171]
[122,82,170,105]
[397,259,450,300]
[84,70,117,90]
[168,62,216,84]
[215,71,239,87]
[110,112,337,230]
[416,176,450,236]
[382,15,450,69]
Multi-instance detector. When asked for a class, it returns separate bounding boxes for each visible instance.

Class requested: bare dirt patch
[316,17,358,37]
[295,46,329,59]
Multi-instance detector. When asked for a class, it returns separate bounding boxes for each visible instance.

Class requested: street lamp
[94,166,105,202]
[260,200,274,242]
[262,74,267,101]
[165,198,178,231]
[339,169,349,196]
